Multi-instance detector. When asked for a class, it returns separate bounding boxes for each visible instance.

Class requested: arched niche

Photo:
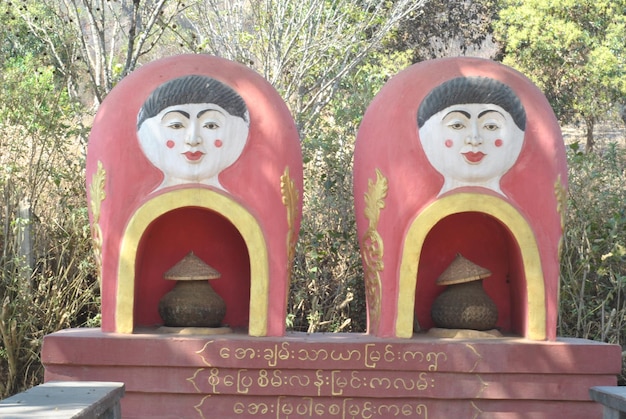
[115,188,269,335]
[397,193,545,340]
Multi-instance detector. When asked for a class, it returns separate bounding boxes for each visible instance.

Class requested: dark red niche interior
[414,212,525,335]
[134,207,250,329]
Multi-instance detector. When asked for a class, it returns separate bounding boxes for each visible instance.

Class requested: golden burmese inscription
[194,396,430,419]
[188,368,438,396]
[187,340,487,417]
[194,340,456,370]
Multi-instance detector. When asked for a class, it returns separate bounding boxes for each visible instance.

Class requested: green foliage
[0,33,99,398]
[1,55,69,130]
[560,140,626,383]
[494,0,626,150]
[0,1,45,59]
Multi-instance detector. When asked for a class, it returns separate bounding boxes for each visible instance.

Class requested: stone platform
[41,328,621,418]
[0,381,124,418]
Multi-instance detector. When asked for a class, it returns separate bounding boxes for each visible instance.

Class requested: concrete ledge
[590,386,626,419]
[0,381,124,418]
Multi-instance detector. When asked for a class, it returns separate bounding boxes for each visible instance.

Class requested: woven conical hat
[436,254,491,285]
[164,252,221,281]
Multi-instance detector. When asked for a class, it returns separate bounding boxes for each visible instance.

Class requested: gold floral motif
[554,174,567,257]
[281,167,299,281]
[554,174,567,229]
[362,168,388,332]
[90,161,106,288]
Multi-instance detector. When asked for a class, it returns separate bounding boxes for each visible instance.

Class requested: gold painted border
[397,193,546,340]
[89,161,106,288]
[115,189,269,336]
[280,166,299,282]
[362,168,388,332]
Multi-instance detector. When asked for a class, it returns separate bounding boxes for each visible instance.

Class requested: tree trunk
[17,197,33,290]
[584,118,595,153]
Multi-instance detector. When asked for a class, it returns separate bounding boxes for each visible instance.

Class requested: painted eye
[484,123,499,131]
[167,122,185,129]
[204,121,220,129]
[448,122,465,130]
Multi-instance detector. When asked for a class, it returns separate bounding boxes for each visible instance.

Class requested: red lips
[462,151,486,163]
[183,151,204,161]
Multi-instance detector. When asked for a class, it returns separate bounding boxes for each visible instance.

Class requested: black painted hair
[137,75,249,129]
[417,76,526,131]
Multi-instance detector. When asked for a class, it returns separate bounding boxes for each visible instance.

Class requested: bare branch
[185,0,426,133]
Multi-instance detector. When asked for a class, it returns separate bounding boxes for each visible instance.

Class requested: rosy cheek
[445,139,453,148]
[214,139,223,148]
[495,139,503,147]
[166,140,175,149]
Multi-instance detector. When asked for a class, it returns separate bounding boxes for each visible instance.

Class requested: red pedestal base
[42,329,621,418]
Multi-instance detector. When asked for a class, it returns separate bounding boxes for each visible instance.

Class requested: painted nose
[466,123,482,146]
[185,123,202,146]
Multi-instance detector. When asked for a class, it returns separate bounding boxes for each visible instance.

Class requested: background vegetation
[0,0,624,397]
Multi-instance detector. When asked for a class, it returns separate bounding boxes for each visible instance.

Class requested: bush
[559,139,626,384]
[0,56,100,398]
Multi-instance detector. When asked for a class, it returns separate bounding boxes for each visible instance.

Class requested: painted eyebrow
[478,109,504,119]
[444,110,471,119]
[162,110,190,120]
[197,108,225,119]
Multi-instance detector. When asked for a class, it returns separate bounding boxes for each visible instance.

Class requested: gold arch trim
[396,193,546,340]
[115,188,269,335]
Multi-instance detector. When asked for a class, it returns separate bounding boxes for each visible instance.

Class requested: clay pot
[159,280,226,327]
[431,279,498,330]
[158,252,226,327]
[430,254,498,331]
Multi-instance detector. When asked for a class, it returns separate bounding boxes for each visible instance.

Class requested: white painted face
[137,102,249,190]
[418,103,524,195]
